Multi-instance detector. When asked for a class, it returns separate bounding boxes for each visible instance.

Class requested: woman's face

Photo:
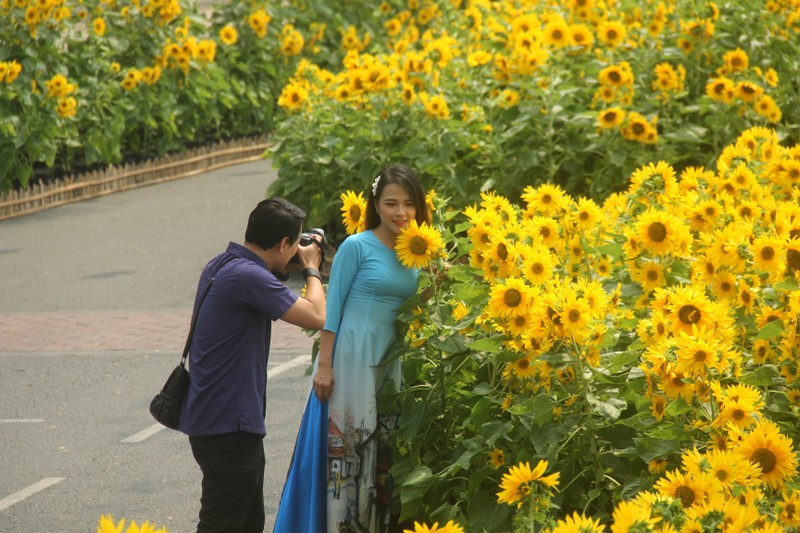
[376,183,416,236]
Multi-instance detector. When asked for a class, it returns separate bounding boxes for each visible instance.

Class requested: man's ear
[279,236,292,253]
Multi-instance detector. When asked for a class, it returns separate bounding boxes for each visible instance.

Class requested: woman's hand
[313,365,335,402]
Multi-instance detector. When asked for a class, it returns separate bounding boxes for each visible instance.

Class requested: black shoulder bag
[149,254,236,429]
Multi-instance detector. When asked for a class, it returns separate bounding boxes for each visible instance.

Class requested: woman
[274,164,429,532]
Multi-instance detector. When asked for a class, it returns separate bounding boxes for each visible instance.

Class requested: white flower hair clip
[371,174,381,197]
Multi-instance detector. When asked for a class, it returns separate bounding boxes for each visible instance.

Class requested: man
[179,197,326,533]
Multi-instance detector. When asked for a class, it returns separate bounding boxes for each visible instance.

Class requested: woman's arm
[312,330,336,402]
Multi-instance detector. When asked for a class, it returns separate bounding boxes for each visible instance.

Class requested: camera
[290,228,326,268]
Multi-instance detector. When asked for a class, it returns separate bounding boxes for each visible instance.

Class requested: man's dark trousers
[190,431,266,533]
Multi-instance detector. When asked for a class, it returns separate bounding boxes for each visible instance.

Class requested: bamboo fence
[0,135,270,222]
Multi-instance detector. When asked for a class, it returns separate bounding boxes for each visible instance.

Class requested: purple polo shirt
[179,242,298,436]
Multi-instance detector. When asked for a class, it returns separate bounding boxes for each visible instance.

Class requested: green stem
[572,336,604,498]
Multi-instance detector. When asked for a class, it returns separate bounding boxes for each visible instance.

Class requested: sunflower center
[674,485,696,508]
[647,269,659,281]
[648,221,667,242]
[678,304,701,325]
[541,194,553,204]
[349,205,361,220]
[656,323,666,335]
[409,236,428,255]
[531,263,544,275]
[721,281,732,292]
[761,246,775,261]
[518,358,530,370]
[633,122,646,135]
[751,447,777,474]
[694,350,707,362]
[787,248,800,271]
[732,408,745,420]
[568,309,581,323]
[504,289,522,307]
[716,469,728,482]
[514,316,526,327]
[497,243,509,260]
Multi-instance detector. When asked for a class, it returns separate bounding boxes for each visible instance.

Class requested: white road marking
[0,419,44,423]
[268,355,308,378]
[120,355,308,443]
[0,477,65,512]
[120,423,166,443]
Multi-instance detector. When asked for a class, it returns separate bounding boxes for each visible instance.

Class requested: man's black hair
[244,197,307,249]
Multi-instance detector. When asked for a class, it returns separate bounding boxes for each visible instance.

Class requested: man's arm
[280,237,326,330]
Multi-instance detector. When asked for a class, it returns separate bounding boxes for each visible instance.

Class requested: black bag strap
[180,253,237,367]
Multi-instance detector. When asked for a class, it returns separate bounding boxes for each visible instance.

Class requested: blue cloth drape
[272,392,328,533]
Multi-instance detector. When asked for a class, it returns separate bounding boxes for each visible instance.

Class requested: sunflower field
[0,0,322,189]
[267,0,800,238]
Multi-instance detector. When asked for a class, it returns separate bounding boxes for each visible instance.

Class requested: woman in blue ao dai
[274,164,429,533]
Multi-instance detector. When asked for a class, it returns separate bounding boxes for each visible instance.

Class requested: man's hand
[291,234,323,271]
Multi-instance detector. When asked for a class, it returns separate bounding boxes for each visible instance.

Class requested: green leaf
[588,395,626,420]
[754,320,784,341]
[468,337,502,353]
[773,278,800,291]
[399,467,434,521]
[741,365,779,387]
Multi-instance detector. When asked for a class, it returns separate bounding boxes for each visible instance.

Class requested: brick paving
[0,309,314,353]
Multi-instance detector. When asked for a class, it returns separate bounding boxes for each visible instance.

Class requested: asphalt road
[0,160,314,532]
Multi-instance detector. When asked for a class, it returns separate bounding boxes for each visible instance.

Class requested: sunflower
[598,20,626,48]
[736,81,763,103]
[635,207,682,256]
[632,260,666,292]
[422,93,450,120]
[488,448,506,469]
[488,277,536,319]
[277,81,308,111]
[609,500,658,533]
[216,24,238,46]
[785,238,800,277]
[569,23,594,51]
[705,77,735,103]
[340,190,366,235]
[598,64,630,88]
[628,160,679,200]
[521,246,556,286]
[655,469,713,508]
[523,216,561,248]
[777,489,800,527]
[497,460,560,508]
[521,183,568,216]
[56,96,78,118]
[549,512,604,533]
[542,18,571,48]
[705,448,762,491]
[92,17,106,36]
[558,293,592,340]
[675,327,721,378]
[403,521,464,533]
[722,48,749,73]
[597,107,625,129]
[650,395,666,421]
[709,270,738,300]
[394,219,444,269]
[736,418,798,489]
[509,354,537,379]
[665,285,715,336]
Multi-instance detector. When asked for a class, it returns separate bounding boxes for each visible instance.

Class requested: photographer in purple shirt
[179,197,326,533]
